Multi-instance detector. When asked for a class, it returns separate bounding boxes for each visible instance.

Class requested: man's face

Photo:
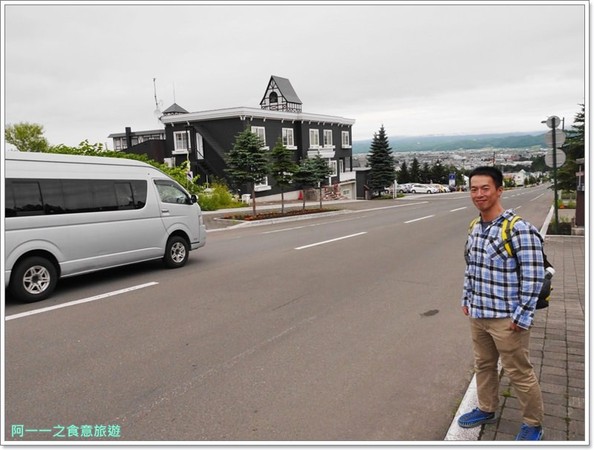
[470,174,503,213]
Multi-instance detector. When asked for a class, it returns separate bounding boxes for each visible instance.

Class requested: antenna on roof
[172,82,176,103]
[153,78,163,119]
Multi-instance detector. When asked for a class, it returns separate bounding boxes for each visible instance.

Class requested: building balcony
[307,146,335,159]
[339,171,356,182]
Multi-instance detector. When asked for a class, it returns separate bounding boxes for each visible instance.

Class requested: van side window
[5,179,148,216]
[11,181,44,216]
[155,180,191,205]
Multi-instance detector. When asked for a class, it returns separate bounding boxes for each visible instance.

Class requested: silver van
[5,151,206,302]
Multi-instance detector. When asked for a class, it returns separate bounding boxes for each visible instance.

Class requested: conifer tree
[294,156,331,210]
[225,127,270,216]
[269,137,298,214]
[367,125,395,196]
[557,104,585,191]
[398,161,411,184]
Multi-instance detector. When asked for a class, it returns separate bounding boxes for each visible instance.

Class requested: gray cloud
[3,1,586,148]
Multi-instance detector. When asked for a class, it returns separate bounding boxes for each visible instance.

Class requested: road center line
[450,207,467,212]
[294,232,367,250]
[404,215,435,224]
[5,282,159,321]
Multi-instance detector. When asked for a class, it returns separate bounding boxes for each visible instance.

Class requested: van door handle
[161,209,169,213]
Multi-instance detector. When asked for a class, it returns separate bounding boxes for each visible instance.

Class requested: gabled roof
[271,75,302,104]
[260,75,302,106]
[162,103,189,115]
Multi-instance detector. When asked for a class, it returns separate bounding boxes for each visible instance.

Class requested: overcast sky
[2,1,587,149]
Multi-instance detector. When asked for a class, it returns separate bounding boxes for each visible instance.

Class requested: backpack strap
[468,217,480,235]
[501,215,522,257]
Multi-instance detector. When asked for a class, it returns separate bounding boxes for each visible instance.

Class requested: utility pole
[543,116,566,234]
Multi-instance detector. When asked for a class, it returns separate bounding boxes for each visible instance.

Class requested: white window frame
[323,130,333,148]
[282,128,296,149]
[173,131,189,154]
[309,129,320,149]
[330,160,338,177]
[339,159,344,173]
[196,132,204,160]
[251,126,269,150]
[254,176,271,192]
[341,131,351,148]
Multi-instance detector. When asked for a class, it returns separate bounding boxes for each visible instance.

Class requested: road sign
[545,149,566,168]
[545,129,566,148]
[546,116,561,129]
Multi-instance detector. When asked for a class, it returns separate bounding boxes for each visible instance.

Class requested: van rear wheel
[163,236,189,268]
[10,256,58,303]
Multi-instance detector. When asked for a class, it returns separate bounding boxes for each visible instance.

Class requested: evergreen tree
[269,137,298,214]
[420,162,431,183]
[294,156,332,209]
[557,104,585,191]
[367,125,396,196]
[398,161,410,184]
[410,157,421,183]
[430,159,448,184]
[225,127,270,216]
[311,155,332,208]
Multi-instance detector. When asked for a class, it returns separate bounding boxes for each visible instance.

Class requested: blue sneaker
[515,423,544,440]
[458,408,497,428]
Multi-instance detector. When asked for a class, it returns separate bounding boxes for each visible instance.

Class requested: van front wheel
[164,236,189,268]
[10,256,58,303]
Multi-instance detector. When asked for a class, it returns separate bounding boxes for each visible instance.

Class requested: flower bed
[222,208,337,221]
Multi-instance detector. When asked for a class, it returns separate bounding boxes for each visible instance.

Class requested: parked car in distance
[410,184,439,194]
[397,183,413,194]
[431,184,449,193]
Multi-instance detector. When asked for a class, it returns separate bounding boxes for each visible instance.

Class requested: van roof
[5,151,153,168]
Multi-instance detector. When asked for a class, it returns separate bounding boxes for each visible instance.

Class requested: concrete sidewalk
[446,235,586,442]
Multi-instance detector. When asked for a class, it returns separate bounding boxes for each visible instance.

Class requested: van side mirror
[190,194,198,204]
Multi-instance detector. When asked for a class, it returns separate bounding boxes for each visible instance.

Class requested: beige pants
[470,317,544,427]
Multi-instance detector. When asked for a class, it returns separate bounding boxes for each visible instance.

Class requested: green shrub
[197,182,243,211]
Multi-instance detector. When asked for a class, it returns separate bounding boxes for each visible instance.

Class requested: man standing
[458,166,545,440]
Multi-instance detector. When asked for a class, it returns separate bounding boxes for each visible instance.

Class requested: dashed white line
[295,232,367,250]
[404,215,435,224]
[5,282,159,321]
[450,206,468,212]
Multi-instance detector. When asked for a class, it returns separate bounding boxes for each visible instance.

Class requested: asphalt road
[3,185,554,443]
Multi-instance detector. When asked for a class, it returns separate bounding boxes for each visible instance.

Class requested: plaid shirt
[462,209,545,329]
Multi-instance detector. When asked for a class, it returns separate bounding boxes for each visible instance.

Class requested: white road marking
[404,215,435,224]
[294,232,367,250]
[450,206,467,212]
[5,282,159,321]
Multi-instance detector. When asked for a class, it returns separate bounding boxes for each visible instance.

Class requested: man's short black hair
[469,166,504,189]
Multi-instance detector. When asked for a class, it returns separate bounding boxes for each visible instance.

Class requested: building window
[282,128,295,148]
[339,159,344,173]
[254,176,271,192]
[323,130,333,147]
[269,92,278,104]
[330,160,338,177]
[309,129,320,148]
[341,131,351,147]
[196,132,204,160]
[251,126,268,149]
[173,131,189,153]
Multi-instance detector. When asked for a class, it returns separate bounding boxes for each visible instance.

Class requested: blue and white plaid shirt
[462,209,545,329]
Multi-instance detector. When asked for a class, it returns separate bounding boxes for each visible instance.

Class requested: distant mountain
[352,132,547,154]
